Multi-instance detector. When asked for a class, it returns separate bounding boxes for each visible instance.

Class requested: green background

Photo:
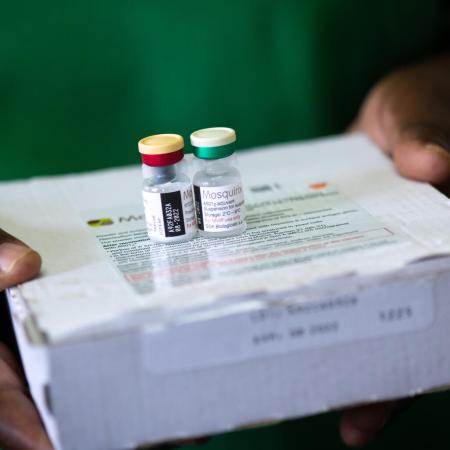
[0,0,444,179]
[182,391,450,450]
[1,1,450,449]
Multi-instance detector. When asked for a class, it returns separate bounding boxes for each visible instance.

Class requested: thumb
[0,229,41,291]
[351,59,450,185]
[392,130,450,185]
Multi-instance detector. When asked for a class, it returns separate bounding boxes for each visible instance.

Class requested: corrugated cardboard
[4,134,450,450]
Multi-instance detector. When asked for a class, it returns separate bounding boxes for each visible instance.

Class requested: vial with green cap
[191,127,246,238]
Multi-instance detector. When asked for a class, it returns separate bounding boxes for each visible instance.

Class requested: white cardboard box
[4,134,450,450]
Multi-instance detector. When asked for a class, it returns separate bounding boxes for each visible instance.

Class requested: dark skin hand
[343,53,450,447]
[0,231,50,450]
[0,54,449,449]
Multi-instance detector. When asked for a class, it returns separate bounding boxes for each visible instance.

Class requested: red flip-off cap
[138,134,184,166]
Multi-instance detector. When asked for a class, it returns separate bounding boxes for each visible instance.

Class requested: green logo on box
[87,218,114,227]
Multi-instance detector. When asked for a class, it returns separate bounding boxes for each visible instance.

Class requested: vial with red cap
[138,134,197,243]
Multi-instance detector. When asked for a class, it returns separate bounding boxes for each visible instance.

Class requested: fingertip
[0,245,41,290]
[10,249,42,282]
[394,141,450,184]
[340,412,380,448]
[340,416,371,448]
[339,402,393,448]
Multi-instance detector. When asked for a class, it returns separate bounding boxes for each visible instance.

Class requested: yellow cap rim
[138,134,184,155]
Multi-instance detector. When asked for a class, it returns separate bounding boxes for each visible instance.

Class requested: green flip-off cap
[190,127,236,159]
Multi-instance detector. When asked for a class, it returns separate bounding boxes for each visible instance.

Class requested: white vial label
[194,183,245,233]
[143,185,196,239]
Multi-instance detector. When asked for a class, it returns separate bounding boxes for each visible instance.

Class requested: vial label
[143,185,196,239]
[194,183,245,233]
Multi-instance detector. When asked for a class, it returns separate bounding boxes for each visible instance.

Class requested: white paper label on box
[142,278,435,374]
[82,184,404,294]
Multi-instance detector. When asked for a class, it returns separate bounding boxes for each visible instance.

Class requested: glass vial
[191,127,246,238]
[139,134,197,243]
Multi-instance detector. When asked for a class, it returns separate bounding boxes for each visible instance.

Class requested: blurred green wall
[0,1,443,179]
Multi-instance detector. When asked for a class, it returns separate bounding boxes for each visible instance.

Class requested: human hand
[0,229,51,450]
[342,54,450,448]
[351,53,450,185]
